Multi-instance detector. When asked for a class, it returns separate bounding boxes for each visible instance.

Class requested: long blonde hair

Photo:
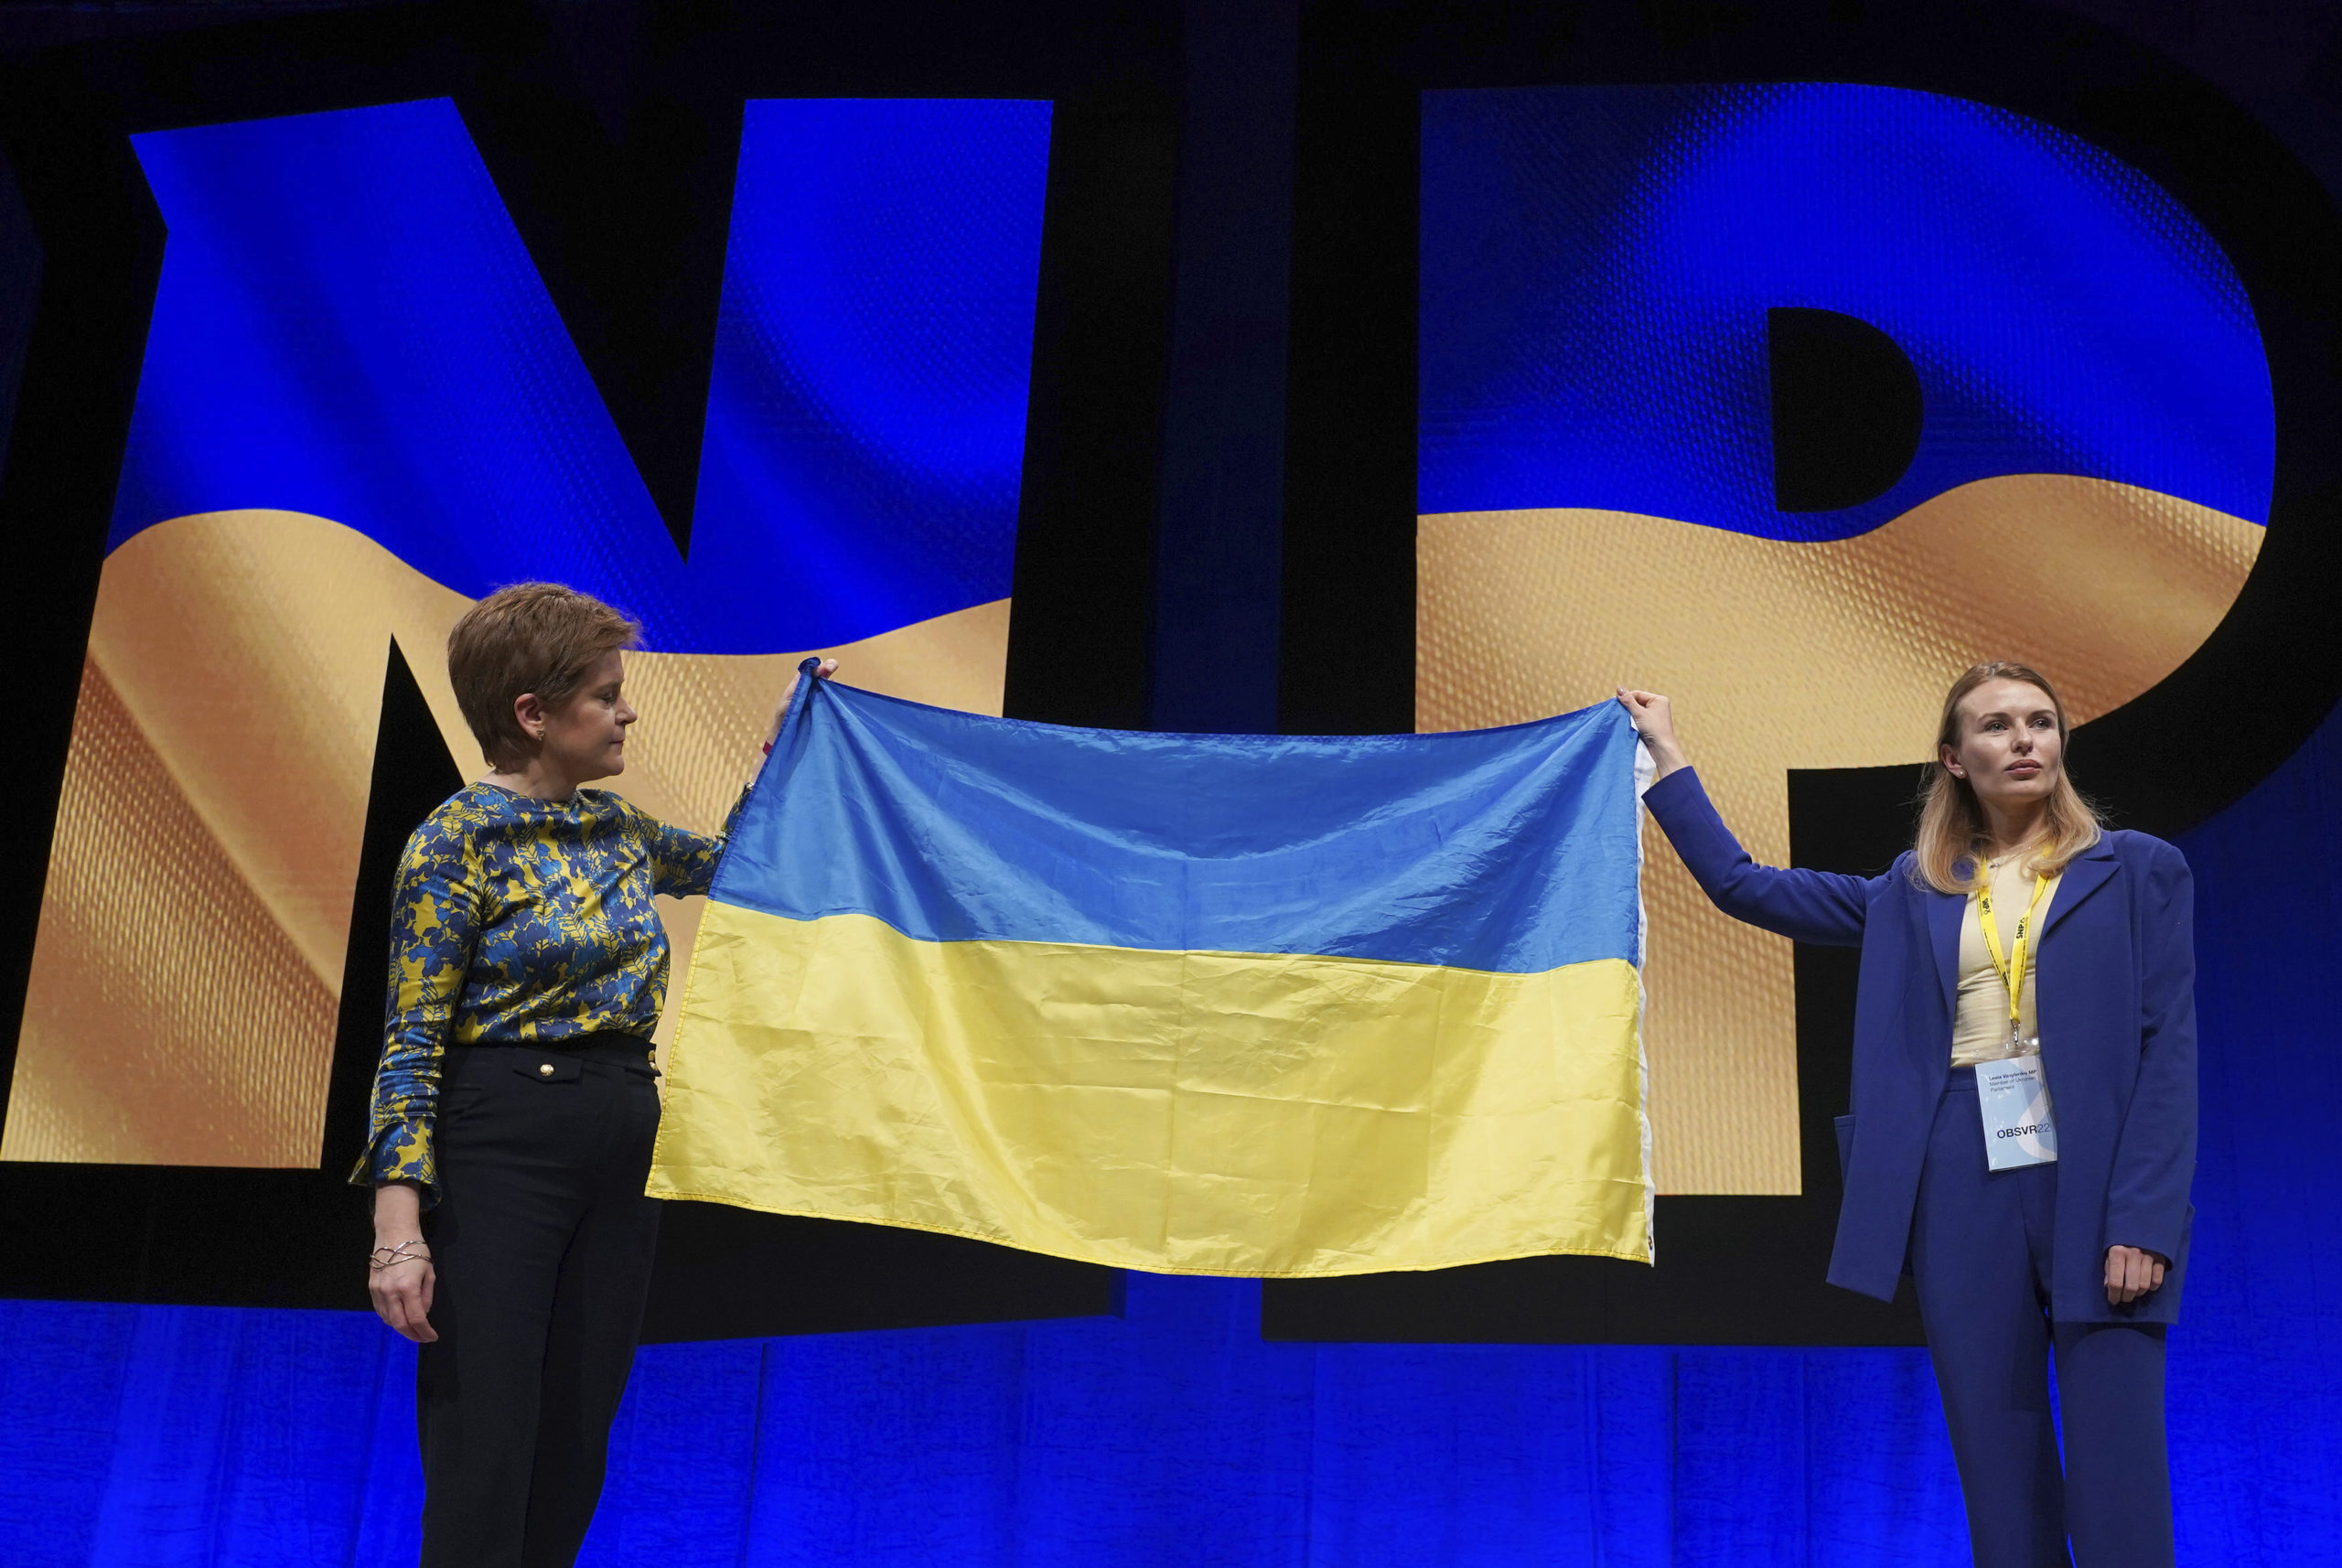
[1912,661,2102,894]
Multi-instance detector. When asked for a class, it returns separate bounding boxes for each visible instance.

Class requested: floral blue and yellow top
[354,780,740,1204]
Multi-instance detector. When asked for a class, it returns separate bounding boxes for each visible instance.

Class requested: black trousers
[418,1036,663,1568]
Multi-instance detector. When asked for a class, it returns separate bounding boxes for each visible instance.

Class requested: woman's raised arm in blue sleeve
[1618,688,1872,949]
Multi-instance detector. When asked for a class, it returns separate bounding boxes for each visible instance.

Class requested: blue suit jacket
[1644,769,2197,1324]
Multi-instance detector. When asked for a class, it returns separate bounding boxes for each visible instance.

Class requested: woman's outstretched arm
[1617,688,1874,948]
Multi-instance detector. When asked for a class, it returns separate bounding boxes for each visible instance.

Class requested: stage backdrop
[0,15,2332,1568]
[5,77,2283,1226]
[1417,83,2271,1194]
[2,96,1051,1168]
[0,680,2331,1564]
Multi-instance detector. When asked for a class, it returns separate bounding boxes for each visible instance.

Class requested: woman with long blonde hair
[1620,663,2193,1568]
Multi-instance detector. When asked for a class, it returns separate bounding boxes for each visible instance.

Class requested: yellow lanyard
[1975,856,2051,1048]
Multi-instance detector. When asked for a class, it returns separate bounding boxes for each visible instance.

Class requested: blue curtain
[4,695,2336,1565]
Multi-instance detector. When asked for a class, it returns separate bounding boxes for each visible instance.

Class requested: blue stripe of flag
[712,682,1643,975]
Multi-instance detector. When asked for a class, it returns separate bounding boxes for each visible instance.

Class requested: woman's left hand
[1615,688,1690,779]
[2104,1244,2167,1305]
[766,658,839,750]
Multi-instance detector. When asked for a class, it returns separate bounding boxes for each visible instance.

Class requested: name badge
[1976,1052,2057,1169]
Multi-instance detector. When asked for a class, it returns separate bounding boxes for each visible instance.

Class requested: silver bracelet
[370,1240,432,1272]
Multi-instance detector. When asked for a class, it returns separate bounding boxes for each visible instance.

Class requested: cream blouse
[1950,854,2062,1068]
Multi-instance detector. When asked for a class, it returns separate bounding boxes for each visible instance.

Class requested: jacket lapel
[1922,842,2118,1023]
[2040,839,2121,939]
[1928,878,1966,1021]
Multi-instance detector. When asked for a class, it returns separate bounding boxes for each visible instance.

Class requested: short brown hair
[1912,661,2102,894]
[447,584,639,769]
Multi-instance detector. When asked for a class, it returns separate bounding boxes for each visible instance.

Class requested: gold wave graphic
[4,510,1008,1166]
[1419,474,2262,1195]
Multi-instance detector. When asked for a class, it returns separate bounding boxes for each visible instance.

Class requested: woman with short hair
[356,582,827,1566]
[1619,662,2192,1568]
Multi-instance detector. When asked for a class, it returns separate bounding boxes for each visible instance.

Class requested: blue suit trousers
[1910,1069,2175,1568]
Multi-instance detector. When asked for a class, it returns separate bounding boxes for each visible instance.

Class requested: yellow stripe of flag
[651,903,1649,1277]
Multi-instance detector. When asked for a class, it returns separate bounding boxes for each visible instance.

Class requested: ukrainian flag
[650,673,1652,1277]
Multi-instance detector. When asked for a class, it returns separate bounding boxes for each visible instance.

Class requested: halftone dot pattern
[16,95,1045,1167]
[5,512,1010,1170]
[5,659,337,1165]
[1421,81,2273,1193]
[111,97,1051,654]
[1421,83,2272,540]
[690,100,1051,644]
[1420,476,2261,1192]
